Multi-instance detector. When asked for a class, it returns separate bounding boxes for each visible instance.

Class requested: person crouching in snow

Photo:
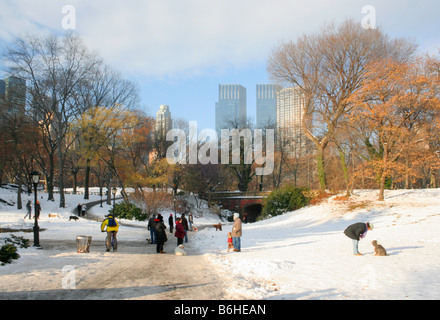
[344,222,373,255]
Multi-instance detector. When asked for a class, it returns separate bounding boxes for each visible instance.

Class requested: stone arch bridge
[200,191,270,223]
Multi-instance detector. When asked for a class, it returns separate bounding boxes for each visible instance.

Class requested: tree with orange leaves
[349,57,439,200]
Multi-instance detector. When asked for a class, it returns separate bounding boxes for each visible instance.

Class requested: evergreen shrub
[261,185,310,220]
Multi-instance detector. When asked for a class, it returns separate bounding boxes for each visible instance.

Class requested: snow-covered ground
[1,186,440,300]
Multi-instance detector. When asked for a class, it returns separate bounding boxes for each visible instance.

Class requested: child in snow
[227,232,234,252]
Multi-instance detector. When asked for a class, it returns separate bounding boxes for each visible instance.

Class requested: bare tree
[268,19,416,191]
[3,32,100,207]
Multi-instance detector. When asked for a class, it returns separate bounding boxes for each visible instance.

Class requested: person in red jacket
[174,217,186,246]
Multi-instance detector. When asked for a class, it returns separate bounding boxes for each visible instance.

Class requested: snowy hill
[193,189,440,299]
[0,187,439,300]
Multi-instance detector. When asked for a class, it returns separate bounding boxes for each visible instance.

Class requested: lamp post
[30,171,40,247]
[112,187,117,207]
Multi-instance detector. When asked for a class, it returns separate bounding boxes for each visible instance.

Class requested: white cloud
[1,0,440,78]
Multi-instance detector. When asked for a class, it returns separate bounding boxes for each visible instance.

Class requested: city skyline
[1,1,440,131]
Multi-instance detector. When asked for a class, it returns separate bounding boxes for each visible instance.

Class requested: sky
[1,0,440,130]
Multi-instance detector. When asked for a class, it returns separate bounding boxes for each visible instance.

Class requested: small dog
[213,223,222,231]
[372,240,388,256]
[227,232,234,252]
[175,244,187,256]
[69,215,79,221]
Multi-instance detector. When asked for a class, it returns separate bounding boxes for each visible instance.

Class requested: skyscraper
[256,84,281,129]
[215,84,246,131]
[0,76,26,116]
[276,87,308,154]
[155,104,172,138]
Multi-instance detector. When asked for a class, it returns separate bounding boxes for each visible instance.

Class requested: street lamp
[30,171,40,247]
[112,187,117,206]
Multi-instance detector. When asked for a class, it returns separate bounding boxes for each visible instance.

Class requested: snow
[1,187,440,300]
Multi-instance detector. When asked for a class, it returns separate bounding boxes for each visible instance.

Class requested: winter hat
[367,222,374,230]
[233,213,239,219]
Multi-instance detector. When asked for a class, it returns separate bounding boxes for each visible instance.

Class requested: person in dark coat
[155,215,167,254]
[344,222,373,255]
[168,214,174,234]
[181,213,189,243]
[147,215,157,244]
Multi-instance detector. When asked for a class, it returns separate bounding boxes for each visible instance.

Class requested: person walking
[174,217,186,246]
[168,214,174,234]
[343,222,374,256]
[77,203,82,216]
[101,214,119,252]
[81,204,87,216]
[24,200,32,220]
[188,212,194,231]
[155,215,167,254]
[181,213,189,243]
[231,213,242,252]
[148,214,157,244]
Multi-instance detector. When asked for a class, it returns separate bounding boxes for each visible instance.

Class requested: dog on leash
[175,244,187,256]
[69,215,79,221]
[372,240,388,256]
[213,223,222,231]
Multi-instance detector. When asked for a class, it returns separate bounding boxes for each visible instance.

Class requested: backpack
[108,217,117,227]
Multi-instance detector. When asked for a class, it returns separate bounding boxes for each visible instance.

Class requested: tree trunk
[47,154,55,201]
[337,146,350,197]
[84,158,91,200]
[58,138,65,208]
[315,145,327,191]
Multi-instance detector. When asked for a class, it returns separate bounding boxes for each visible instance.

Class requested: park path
[0,198,233,300]
[64,198,231,299]
[52,199,232,299]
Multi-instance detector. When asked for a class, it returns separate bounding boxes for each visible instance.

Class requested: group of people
[147,212,192,254]
[23,200,41,220]
[100,209,371,256]
[76,203,87,216]
[99,210,243,254]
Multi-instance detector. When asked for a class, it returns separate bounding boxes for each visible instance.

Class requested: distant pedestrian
[81,204,87,216]
[231,213,242,252]
[148,214,157,244]
[34,201,41,219]
[181,213,189,243]
[188,212,194,231]
[344,222,374,256]
[169,214,174,234]
[77,203,82,216]
[155,215,167,254]
[174,217,186,246]
[24,200,32,220]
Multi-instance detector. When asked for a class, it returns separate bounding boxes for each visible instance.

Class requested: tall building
[215,84,246,131]
[0,76,26,116]
[276,87,309,154]
[155,104,172,138]
[256,84,281,129]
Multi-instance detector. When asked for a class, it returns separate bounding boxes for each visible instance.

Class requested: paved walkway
[0,198,233,300]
